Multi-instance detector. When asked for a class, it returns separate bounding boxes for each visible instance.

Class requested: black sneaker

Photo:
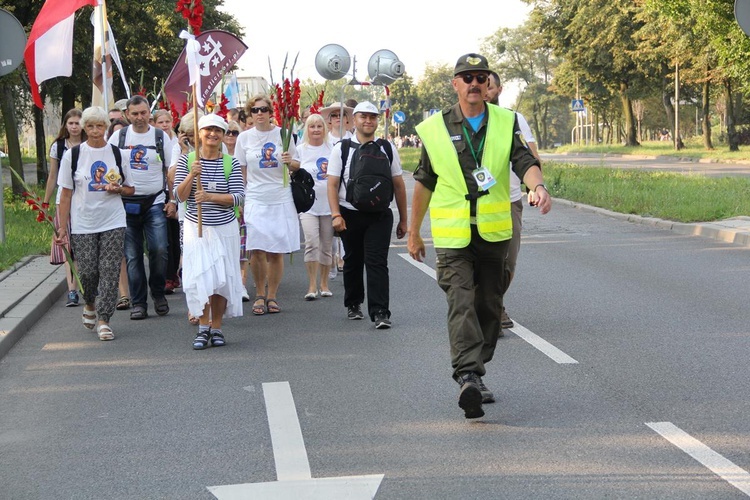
[477,376,495,404]
[65,290,79,307]
[193,330,211,350]
[457,372,484,419]
[347,304,364,320]
[374,313,391,329]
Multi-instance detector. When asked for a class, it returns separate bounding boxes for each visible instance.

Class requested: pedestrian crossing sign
[571,99,585,112]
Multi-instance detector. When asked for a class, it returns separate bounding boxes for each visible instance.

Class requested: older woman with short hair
[54,106,135,341]
[295,113,334,299]
[235,95,300,315]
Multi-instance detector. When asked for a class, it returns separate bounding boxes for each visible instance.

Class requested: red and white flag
[24,0,98,109]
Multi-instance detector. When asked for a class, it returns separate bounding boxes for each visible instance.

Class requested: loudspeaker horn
[367,49,405,85]
[314,44,351,80]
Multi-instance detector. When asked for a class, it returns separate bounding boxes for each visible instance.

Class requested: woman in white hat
[319,101,354,144]
[174,113,245,350]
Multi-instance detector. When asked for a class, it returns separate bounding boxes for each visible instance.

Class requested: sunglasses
[226,130,240,137]
[459,73,489,85]
[250,106,270,114]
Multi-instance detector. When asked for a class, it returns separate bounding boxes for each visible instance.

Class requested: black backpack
[340,138,394,212]
[290,167,316,213]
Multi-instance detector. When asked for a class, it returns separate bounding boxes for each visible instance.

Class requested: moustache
[468,87,482,94]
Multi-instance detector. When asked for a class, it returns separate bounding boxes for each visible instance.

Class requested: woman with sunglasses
[235,95,300,315]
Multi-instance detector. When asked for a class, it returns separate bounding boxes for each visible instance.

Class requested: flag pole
[193,83,203,238]
[97,0,110,110]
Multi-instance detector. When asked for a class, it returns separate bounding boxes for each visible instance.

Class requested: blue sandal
[193,331,211,350]
[210,331,226,347]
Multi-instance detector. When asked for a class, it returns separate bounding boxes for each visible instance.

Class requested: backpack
[70,144,124,191]
[186,152,240,219]
[118,125,167,193]
[340,138,394,212]
[290,167,316,213]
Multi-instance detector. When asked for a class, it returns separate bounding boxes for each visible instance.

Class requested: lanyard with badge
[462,125,496,192]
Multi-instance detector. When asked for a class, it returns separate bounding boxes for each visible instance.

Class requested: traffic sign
[393,110,406,124]
[571,99,585,112]
[429,108,440,115]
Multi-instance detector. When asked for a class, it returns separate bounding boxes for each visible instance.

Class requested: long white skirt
[244,200,301,254]
[182,219,244,319]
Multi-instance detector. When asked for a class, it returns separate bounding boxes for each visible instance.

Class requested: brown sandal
[266,298,280,313]
[252,296,267,315]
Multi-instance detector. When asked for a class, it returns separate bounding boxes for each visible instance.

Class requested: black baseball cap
[454,53,490,76]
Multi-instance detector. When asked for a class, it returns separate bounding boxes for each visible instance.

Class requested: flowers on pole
[270,77,301,186]
[175,0,204,35]
[9,169,84,294]
[309,89,325,115]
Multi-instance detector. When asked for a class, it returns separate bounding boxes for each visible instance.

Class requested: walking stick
[193,87,203,238]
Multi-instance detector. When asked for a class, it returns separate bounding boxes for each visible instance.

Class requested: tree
[530,0,652,146]
[415,64,456,116]
[388,74,419,137]
[482,22,563,148]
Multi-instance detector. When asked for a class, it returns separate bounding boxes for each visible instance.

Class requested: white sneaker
[328,268,337,280]
[242,289,250,302]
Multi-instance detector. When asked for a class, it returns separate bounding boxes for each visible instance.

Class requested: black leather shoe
[457,372,484,419]
[477,376,495,404]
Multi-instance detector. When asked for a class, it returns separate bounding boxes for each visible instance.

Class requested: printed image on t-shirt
[259,143,278,169]
[88,161,109,191]
[130,146,149,171]
[316,157,329,180]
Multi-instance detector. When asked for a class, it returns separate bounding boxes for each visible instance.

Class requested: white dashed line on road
[647,421,750,496]
[399,253,578,364]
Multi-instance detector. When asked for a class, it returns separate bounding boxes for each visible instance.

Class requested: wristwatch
[533,184,547,192]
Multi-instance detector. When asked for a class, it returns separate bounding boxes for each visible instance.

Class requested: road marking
[646,422,750,496]
[398,253,436,279]
[263,381,312,480]
[208,382,384,499]
[399,253,578,365]
[509,324,578,364]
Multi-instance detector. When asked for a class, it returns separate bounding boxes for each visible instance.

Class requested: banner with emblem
[163,29,247,112]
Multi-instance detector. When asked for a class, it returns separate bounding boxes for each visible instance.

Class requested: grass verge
[396,148,750,223]
[1,186,54,272]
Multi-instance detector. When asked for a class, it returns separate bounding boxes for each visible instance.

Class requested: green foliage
[544,161,750,222]
[0,185,54,271]
[414,64,456,115]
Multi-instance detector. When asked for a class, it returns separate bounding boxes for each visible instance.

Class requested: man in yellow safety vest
[408,53,551,419]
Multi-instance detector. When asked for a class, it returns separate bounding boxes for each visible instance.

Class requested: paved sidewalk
[0,255,67,359]
[1,203,749,361]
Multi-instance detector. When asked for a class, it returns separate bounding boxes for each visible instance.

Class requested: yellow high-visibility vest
[416,105,514,248]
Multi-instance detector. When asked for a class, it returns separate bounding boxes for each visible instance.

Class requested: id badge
[207,181,218,191]
[472,166,496,191]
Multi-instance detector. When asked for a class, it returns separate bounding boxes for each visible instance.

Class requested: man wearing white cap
[327,101,408,329]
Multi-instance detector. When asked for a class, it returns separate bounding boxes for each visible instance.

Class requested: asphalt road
[2,176,750,499]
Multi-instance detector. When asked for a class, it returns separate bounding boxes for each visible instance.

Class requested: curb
[0,257,67,360]
[555,199,750,248]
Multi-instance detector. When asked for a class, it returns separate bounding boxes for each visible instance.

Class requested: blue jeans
[125,203,168,308]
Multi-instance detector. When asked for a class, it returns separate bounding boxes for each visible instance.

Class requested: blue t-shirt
[466,112,485,132]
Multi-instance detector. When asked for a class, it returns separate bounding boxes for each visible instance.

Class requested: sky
[219,0,532,107]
